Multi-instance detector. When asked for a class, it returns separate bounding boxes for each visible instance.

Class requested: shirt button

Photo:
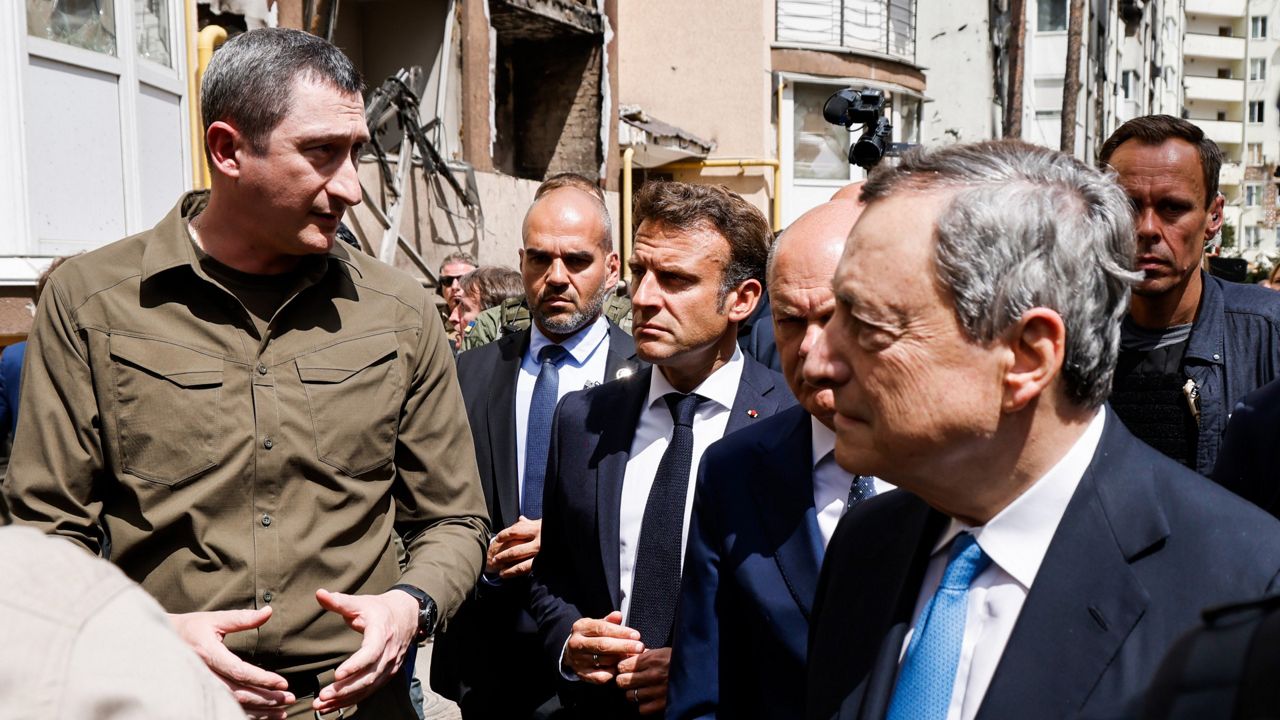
[263,437,274,450]
[261,514,272,527]
[257,363,268,375]
[263,591,274,603]
[1213,353,1221,361]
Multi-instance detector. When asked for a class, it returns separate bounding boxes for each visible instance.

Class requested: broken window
[27,0,118,55]
[490,0,605,182]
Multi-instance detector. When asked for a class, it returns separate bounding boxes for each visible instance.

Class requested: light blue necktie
[521,344,567,519]
[885,532,992,720]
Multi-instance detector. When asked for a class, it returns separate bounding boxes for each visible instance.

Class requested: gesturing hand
[616,647,672,716]
[486,516,542,578]
[312,588,420,715]
[563,611,645,684]
[168,607,294,720]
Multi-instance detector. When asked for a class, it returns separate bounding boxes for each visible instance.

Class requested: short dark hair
[201,28,364,155]
[459,266,524,310]
[632,181,770,298]
[1098,115,1222,208]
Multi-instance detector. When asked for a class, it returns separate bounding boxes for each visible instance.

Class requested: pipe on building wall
[621,146,634,280]
[661,158,784,233]
[184,0,201,188]
[196,25,229,189]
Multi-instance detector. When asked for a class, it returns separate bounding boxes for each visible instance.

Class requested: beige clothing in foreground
[0,525,246,719]
[5,192,489,674]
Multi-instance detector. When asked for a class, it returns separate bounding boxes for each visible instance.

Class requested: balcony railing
[776,0,917,64]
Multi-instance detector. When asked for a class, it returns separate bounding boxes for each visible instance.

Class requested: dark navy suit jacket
[430,323,643,709]
[806,412,1280,720]
[668,404,825,719]
[528,355,795,714]
[1213,377,1280,518]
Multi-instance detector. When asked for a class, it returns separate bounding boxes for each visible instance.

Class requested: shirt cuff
[558,636,580,682]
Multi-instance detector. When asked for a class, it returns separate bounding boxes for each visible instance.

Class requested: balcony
[1220,162,1244,187]
[1185,75,1244,103]
[1184,33,1246,61]
[1187,0,1246,17]
[1188,119,1243,146]
[776,0,917,64]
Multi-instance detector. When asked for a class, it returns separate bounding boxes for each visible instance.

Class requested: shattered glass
[135,0,171,67]
[27,0,118,56]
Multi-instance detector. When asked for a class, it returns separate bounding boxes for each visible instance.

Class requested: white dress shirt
[617,347,746,623]
[515,316,612,504]
[810,416,895,548]
[898,408,1107,720]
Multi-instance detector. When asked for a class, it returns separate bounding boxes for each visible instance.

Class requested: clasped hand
[169,588,419,719]
[562,611,671,715]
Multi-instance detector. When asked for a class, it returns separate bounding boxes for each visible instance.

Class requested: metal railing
[776,0,917,64]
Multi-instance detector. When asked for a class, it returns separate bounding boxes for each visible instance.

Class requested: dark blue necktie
[627,391,704,648]
[848,474,877,510]
[521,344,568,520]
[886,532,992,720]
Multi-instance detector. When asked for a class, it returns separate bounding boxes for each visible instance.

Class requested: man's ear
[724,278,763,324]
[1002,308,1067,413]
[205,121,243,180]
[1206,192,1226,241]
[605,252,620,289]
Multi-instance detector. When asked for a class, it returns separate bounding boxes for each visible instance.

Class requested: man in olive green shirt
[4,28,487,720]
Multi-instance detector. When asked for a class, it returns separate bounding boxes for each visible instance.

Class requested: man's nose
[803,318,848,390]
[327,152,363,208]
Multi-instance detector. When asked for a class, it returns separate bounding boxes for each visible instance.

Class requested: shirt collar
[646,345,745,412]
[1184,270,1224,365]
[141,191,361,283]
[528,315,610,366]
[931,407,1107,589]
[811,415,836,470]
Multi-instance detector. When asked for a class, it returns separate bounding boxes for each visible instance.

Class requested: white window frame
[1246,225,1262,248]
[1246,183,1263,207]
[1252,16,1268,40]
[2,0,192,258]
[1249,142,1264,165]
[1250,100,1265,123]
[1251,58,1267,81]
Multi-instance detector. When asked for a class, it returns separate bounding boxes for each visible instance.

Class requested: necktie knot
[538,344,569,366]
[664,392,704,428]
[939,532,990,591]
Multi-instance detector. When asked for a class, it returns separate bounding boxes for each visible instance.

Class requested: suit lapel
[486,330,530,528]
[753,406,824,620]
[837,498,946,720]
[975,414,1163,719]
[594,367,653,607]
[726,353,784,434]
[603,323,643,382]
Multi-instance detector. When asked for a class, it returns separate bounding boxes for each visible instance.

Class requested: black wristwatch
[390,584,438,642]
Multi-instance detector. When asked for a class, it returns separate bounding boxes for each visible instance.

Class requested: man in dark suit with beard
[433,174,643,718]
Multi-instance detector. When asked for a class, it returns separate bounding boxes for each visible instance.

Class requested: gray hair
[860,140,1140,409]
[201,28,364,155]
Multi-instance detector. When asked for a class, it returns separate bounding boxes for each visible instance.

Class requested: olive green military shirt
[5,192,488,674]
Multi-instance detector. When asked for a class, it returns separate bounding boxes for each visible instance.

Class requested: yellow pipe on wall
[196,25,229,188]
[184,0,200,188]
[621,146,635,280]
[660,158,784,232]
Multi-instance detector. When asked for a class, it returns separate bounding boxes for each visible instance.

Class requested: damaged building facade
[10,0,1271,339]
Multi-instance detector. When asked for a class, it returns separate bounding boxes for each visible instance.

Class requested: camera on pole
[822,87,915,170]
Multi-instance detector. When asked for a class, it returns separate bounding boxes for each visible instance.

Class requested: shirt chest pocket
[109,335,224,486]
[295,333,403,476]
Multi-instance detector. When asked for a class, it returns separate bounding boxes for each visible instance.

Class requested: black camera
[822,87,911,170]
